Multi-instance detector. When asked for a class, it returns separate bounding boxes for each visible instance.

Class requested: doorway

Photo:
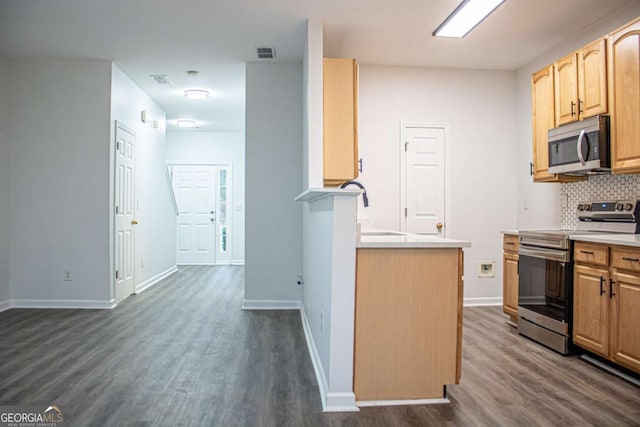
[114,122,136,301]
[400,123,447,236]
[169,164,232,265]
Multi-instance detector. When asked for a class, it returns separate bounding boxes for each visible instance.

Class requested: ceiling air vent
[257,47,276,59]
[150,74,172,85]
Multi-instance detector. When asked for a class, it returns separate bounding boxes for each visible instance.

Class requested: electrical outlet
[320,311,324,332]
[64,270,72,281]
[296,275,304,286]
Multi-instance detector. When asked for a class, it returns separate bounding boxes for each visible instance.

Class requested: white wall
[244,63,303,304]
[303,20,324,190]
[0,55,10,305]
[110,64,176,295]
[9,60,113,303]
[166,131,245,263]
[301,193,359,411]
[515,3,640,230]
[358,66,518,302]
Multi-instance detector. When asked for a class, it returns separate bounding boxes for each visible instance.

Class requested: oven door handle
[577,129,587,165]
[519,246,570,262]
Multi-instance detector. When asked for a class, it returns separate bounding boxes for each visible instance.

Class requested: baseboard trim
[231,259,245,266]
[135,265,178,294]
[0,300,11,313]
[300,304,330,411]
[300,305,359,413]
[464,297,502,307]
[10,299,117,310]
[241,299,301,310]
[357,398,449,407]
[325,392,359,412]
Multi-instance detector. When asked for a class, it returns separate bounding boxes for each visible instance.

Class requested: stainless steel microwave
[547,115,610,175]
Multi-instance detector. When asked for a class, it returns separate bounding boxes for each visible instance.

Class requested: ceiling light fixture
[433,0,506,38]
[177,120,197,128]
[184,89,210,100]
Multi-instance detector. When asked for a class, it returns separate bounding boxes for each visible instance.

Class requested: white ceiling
[0,0,637,131]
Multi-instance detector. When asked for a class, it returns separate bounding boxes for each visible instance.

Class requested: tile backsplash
[560,174,640,229]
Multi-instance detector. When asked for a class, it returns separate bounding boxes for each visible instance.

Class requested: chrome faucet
[339,180,369,207]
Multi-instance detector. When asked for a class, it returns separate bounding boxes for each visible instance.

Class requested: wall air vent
[257,47,276,59]
[150,74,172,84]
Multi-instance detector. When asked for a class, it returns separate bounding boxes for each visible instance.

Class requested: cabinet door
[323,58,359,186]
[608,18,640,173]
[610,271,640,373]
[531,65,557,182]
[502,252,519,318]
[555,53,579,125]
[579,38,607,119]
[573,265,610,357]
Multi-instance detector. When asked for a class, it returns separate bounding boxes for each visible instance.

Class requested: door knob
[436,223,443,231]
[131,220,138,225]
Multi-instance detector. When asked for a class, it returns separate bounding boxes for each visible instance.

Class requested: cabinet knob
[437,223,443,231]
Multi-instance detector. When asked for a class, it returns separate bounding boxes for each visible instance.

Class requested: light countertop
[500,229,519,235]
[357,228,471,249]
[570,234,640,247]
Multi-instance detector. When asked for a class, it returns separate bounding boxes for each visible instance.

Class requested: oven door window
[518,254,569,322]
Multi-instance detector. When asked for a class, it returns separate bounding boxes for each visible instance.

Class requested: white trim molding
[357,398,449,407]
[0,300,11,313]
[464,297,502,306]
[10,299,117,310]
[300,305,359,413]
[300,305,330,411]
[241,299,301,310]
[325,393,359,412]
[135,265,178,294]
[231,259,245,266]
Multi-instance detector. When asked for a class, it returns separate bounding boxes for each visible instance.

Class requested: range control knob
[578,204,584,211]
[625,203,634,211]
[585,205,592,211]
[616,203,624,211]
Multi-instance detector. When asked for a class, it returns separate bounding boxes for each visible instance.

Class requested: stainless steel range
[517,199,640,354]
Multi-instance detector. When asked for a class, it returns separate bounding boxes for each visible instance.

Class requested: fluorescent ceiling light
[177,120,197,128]
[433,0,505,38]
[184,89,210,100]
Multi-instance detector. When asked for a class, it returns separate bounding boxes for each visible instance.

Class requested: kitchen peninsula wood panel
[354,248,463,401]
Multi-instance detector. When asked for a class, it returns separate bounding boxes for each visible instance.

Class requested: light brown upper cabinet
[608,18,640,174]
[531,65,558,182]
[555,38,607,126]
[323,58,359,187]
[531,66,583,183]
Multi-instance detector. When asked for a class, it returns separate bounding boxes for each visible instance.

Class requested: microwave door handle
[577,129,587,165]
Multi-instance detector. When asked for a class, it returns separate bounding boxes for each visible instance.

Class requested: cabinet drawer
[612,247,640,273]
[574,242,609,266]
[503,234,519,252]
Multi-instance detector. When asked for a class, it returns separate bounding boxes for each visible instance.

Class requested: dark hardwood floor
[1,266,638,426]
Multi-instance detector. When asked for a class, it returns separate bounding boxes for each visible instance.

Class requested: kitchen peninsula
[354,229,471,404]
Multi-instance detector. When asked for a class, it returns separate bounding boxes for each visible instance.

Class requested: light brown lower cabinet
[502,234,519,324]
[353,248,463,401]
[572,242,640,374]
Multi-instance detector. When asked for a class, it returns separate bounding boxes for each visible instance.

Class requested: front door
[114,122,136,301]
[401,123,446,235]
[171,164,231,265]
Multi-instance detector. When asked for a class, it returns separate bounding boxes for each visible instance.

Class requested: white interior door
[401,124,446,235]
[171,164,232,265]
[114,123,136,301]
